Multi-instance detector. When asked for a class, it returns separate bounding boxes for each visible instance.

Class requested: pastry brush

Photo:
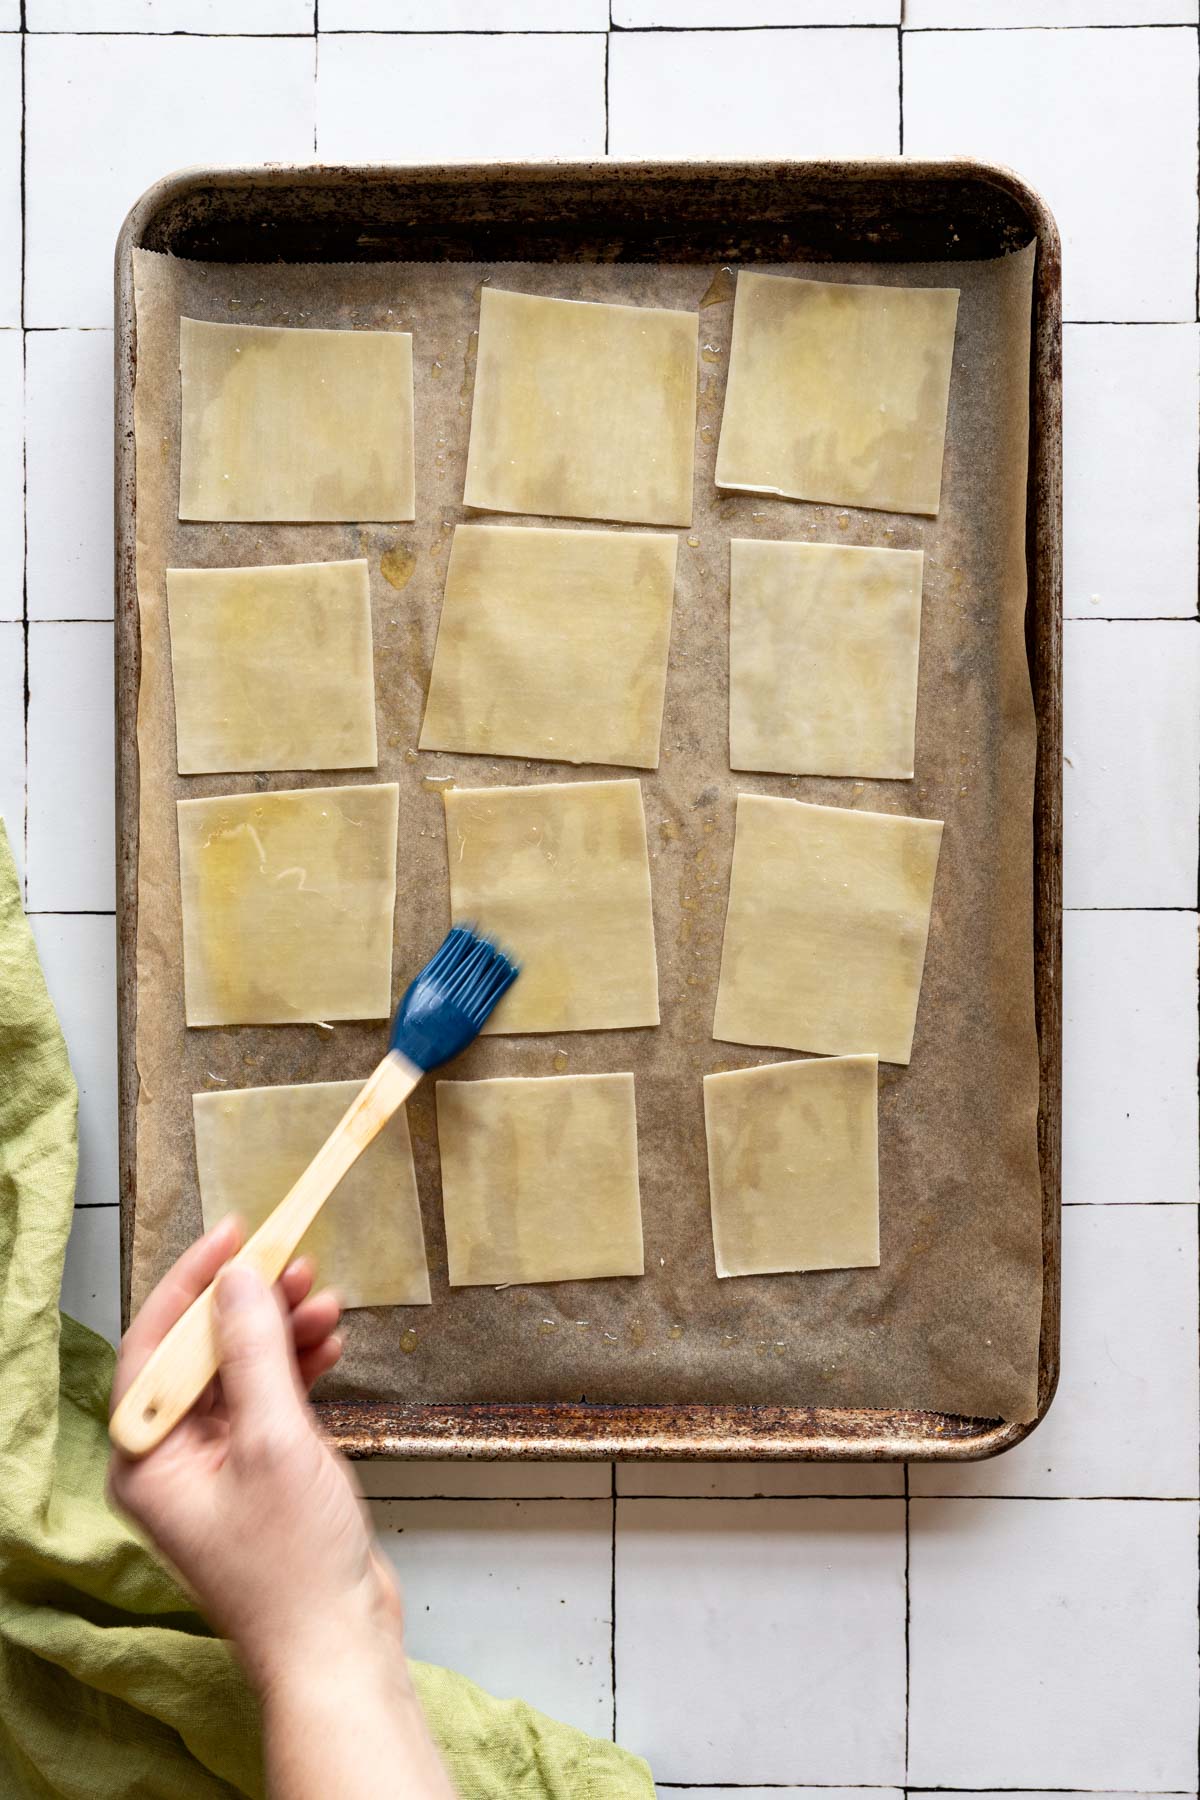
[110,925,517,1459]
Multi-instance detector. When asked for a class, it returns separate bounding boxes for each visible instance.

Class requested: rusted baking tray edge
[114,159,1062,1463]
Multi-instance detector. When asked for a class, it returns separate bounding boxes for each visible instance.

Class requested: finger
[279,1258,315,1312]
[289,1290,342,1353]
[111,1215,243,1410]
[213,1263,307,1443]
[297,1334,342,1393]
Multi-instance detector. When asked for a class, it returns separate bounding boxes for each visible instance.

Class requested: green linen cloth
[0,821,653,1799]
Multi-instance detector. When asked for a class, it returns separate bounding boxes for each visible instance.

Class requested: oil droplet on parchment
[553,1050,569,1073]
[667,1324,683,1341]
[699,266,735,310]
[537,1318,559,1337]
[422,774,456,794]
[628,1319,647,1350]
[399,1328,418,1355]
[700,343,723,364]
[380,544,417,591]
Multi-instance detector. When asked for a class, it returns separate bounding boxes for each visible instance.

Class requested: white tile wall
[608,27,899,158]
[322,1,609,24]
[26,621,115,912]
[617,1498,906,1784]
[1063,619,1200,909]
[316,33,607,162]
[24,35,316,328]
[372,1498,614,1737]
[0,622,25,889]
[25,329,115,620]
[1063,910,1199,1206]
[904,26,1199,322]
[0,329,23,618]
[909,1499,1200,1789]
[1063,324,1199,618]
[0,38,19,329]
[12,5,1200,1794]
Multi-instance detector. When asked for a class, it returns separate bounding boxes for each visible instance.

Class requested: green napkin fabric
[0,821,652,1799]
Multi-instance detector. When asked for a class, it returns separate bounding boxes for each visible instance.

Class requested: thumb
[214,1264,303,1438]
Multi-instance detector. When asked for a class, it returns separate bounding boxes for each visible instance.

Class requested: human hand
[108,1216,403,1695]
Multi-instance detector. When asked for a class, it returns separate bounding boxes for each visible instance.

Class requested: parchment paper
[130,242,1042,1422]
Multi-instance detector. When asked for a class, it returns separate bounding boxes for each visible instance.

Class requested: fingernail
[215,1265,261,1314]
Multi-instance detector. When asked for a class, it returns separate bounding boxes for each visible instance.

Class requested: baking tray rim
[114,156,1062,1463]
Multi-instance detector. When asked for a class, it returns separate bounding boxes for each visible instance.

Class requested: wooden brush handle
[110,1050,422,1459]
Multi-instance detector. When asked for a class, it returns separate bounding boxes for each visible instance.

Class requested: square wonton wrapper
[716,272,960,516]
[463,287,697,528]
[442,779,658,1034]
[178,318,415,523]
[437,1073,644,1287]
[193,1081,430,1308]
[730,539,923,780]
[166,559,377,775]
[714,795,943,1065]
[419,524,677,769]
[178,783,398,1026]
[704,1055,879,1278]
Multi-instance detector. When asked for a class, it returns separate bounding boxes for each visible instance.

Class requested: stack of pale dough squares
[168,268,958,1317]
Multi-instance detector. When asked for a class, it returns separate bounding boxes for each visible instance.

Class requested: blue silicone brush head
[388,924,519,1072]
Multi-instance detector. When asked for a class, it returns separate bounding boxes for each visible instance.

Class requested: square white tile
[0,329,22,620]
[1063,910,1199,1206]
[617,1460,903,1496]
[371,1498,612,1737]
[60,1203,121,1346]
[615,1498,906,1785]
[608,27,899,158]
[656,1792,903,1800]
[25,35,317,329]
[1063,620,1200,909]
[618,1,898,19]
[30,914,118,1211]
[0,38,18,329]
[1064,324,1199,618]
[0,621,24,890]
[321,0,607,22]
[909,0,1195,18]
[26,621,116,912]
[26,330,116,621]
[903,27,1199,322]
[909,1497,1200,1789]
[28,0,313,24]
[0,0,18,29]
[910,1206,1199,1498]
[317,33,606,162]
[355,1459,611,1499]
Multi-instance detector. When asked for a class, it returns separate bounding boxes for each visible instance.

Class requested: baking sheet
[130,241,1042,1423]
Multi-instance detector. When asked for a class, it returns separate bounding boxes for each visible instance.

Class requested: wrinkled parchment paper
[130,242,1042,1422]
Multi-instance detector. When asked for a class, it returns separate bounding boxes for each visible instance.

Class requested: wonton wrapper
[178,318,415,522]
[716,272,960,516]
[193,1081,430,1308]
[443,779,658,1034]
[166,559,377,774]
[178,783,398,1026]
[730,539,923,780]
[436,1073,644,1287]
[713,795,943,1065]
[420,524,676,769]
[704,1055,879,1278]
[463,287,697,528]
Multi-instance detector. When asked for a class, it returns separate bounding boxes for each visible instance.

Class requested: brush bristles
[389,923,520,1067]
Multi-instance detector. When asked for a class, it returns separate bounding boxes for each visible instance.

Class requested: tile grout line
[903,1460,911,1785]
[19,4,27,908]
[896,18,903,159]
[609,1460,617,1743]
[603,19,610,158]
